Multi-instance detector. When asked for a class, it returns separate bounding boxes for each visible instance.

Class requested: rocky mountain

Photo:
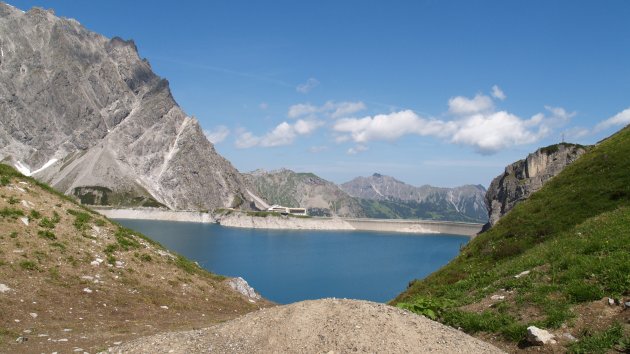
[0,3,257,211]
[484,143,587,228]
[245,169,365,217]
[341,173,488,222]
[0,164,268,352]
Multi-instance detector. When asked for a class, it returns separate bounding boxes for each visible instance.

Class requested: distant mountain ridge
[341,173,488,222]
[244,168,365,217]
[248,169,487,222]
[0,3,258,210]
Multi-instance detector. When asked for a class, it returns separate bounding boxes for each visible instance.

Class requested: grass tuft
[38,230,57,240]
[19,260,37,271]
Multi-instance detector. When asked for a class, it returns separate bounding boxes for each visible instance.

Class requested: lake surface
[115,219,468,304]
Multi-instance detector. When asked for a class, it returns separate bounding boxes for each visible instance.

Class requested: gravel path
[110,299,504,353]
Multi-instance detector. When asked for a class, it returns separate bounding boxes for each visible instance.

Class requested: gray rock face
[245,169,365,217]
[341,173,488,222]
[0,3,253,210]
[485,143,586,228]
[226,277,260,300]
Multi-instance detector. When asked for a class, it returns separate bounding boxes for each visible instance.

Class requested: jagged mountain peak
[340,173,487,222]
[244,169,364,217]
[0,3,255,211]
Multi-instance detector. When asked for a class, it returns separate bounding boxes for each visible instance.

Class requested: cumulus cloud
[235,119,324,148]
[288,103,318,119]
[204,125,230,144]
[294,119,323,134]
[491,85,506,100]
[325,101,367,118]
[296,78,320,93]
[334,110,454,143]
[543,105,575,122]
[287,101,366,119]
[333,94,573,154]
[595,107,630,132]
[449,111,544,154]
[448,94,494,115]
[234,131,260,149]
[347,145,369,155]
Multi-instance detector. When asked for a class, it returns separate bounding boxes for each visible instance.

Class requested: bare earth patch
[113,298,505,353]
[0,177,271,353]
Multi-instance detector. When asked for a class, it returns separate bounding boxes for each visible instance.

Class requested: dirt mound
[112,298,504,353]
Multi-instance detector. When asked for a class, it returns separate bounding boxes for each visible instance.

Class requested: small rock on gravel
[527,326,556,345]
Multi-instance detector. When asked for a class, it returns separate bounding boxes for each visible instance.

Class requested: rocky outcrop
[0,3,256,210]
[225,277,261,301]
[341,173,488,222]
[245,168,365,217]
[484,143,587,228]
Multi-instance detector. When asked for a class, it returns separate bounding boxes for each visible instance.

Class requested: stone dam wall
[95,208,215,223]
[94,208,483,237]
[342,218,483,237]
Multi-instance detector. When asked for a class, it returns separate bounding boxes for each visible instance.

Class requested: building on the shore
[267,205,307,216]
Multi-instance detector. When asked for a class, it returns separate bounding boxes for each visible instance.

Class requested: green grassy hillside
[393,127,630,352]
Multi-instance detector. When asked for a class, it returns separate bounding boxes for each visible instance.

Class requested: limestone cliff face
[0,3,254,210]
[485,143,587,228]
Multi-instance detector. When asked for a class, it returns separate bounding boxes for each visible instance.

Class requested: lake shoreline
[95,208,482,237]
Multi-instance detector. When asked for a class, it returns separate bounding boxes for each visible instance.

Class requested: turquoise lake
[115,219,469,304]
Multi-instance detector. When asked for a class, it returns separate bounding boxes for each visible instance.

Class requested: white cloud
[287,100,366,119]
[595,107,630,132]
[333,110,454,143]
[204,125,230,144]
[347,145,369,155]
[491,85,506,100]
[296,78,320,93]
[449,111,544,154]
[288,103,318,118]
[448,94,494,115]
[294,119,324,135]
[235,131,261,149]
[259,102,269,110]
[544,105,575,122]
[235,119,324,148]
[325,101,367,118]
[260,122,296,147]
[333,94,572,154]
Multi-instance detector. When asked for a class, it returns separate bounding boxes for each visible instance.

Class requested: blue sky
[10,1,630,187]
